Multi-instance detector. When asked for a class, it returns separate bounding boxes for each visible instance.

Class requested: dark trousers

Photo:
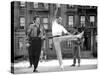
[28,37,42,70]
[72,45,81,64]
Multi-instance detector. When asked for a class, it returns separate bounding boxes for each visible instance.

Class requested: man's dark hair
[73,27,77,29]
[33,15,39,21]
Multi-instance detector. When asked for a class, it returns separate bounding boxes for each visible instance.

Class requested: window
[80,16,85,27]
[49,39,53,49]
[19,9,25,15]
[20,1,25,7]
[90,16,95,22]
[38,3,46,9]
[90,16,95,26]
[43,18,48,30]
[44,3,49,9]
[43,18,48,23]
[67,41,72,48]
[68,16,74,27]
[20,17,25,29]
[34,2,38,8]
[67,5,74,9]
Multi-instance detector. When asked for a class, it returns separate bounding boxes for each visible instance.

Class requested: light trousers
[53,37,63,66]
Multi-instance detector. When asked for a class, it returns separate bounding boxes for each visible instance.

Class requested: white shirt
[52,19,68,36]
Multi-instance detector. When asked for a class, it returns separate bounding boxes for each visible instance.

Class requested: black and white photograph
[11,1,98,74]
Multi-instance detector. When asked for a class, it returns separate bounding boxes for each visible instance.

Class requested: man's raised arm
[52,4,60,21]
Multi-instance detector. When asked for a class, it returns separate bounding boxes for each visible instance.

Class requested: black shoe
[71,64,76,67]
[33,69,38,72]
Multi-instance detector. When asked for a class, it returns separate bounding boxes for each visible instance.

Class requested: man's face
[36,18,40,24]
[57,17,62,24]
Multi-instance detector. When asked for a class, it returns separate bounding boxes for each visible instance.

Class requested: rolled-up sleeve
[61,26,68,34]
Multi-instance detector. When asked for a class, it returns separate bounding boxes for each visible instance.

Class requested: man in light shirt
[52,4,84,70]
[52,17,71,70]
[52,17,71,36]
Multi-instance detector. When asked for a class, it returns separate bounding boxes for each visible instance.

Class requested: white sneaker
[76,31,84,38]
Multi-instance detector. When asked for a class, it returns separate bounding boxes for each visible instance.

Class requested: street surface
[12,59,97,74]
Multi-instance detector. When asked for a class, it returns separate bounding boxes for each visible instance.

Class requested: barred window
[44,3,49,9]
[33,2,38,8]
[42,17,49,30]
[90,16,95,26]
[90,16,95,22]
[20,1,25,7]
[80,16,85,27]
[68,16,74,27]
[20,17,25,29]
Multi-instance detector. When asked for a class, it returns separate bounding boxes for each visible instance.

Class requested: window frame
[19,17,25,29]
[33,2,38,8]
[20,1,26,7]
[42,17,49,30]
[68,15,74,27]
[90,15,95,23]
[80,15,86,27]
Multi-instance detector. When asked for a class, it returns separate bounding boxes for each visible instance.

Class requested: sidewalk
[12,59,97,74]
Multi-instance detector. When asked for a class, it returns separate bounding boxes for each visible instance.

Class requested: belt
[30,37,39,38]
[30,37,40,40]
[53,35,61,38]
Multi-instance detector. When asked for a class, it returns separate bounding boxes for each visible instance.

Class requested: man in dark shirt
[27,16,44,72]
[71,27,84,67]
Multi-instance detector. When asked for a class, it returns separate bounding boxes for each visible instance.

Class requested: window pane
[69,16,73,21]
[20,18,25,24]
[44,3,49,9]
[19,9,25,15]
[81,16,85,22]
[43,18,48,23]
[34,2,38,8]
[20,1,25,7]
[68,16,73,26]
[90,16,95,22]
[69,21,73,25]
[38,3,44,8]
[20,17,25,29]
[80,16,85,26]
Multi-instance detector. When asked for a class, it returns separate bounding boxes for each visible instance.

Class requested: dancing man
[52,4,84,70]
[52,4,71,70]
[27,16,44,72]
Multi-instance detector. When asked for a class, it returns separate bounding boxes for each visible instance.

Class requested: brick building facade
[11,1,97,59]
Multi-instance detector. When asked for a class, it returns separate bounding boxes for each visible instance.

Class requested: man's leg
[29,56,32,67]
[72,57,76,66]
[59,31,84,41]
[53,38,63,69]
[33,54,40,72]
[33,38,42,72]
[77,46,81,67]
[28,45,33,67]
[71,47,77,67]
